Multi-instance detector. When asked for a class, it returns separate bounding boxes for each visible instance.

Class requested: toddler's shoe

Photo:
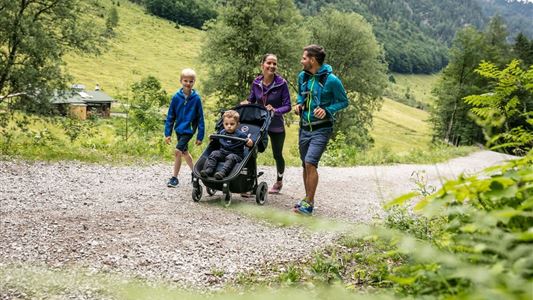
[214,171,225,180]
[200,168,213,178]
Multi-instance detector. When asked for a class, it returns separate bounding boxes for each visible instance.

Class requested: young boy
[200,110,253,180]
[164,68,205,187]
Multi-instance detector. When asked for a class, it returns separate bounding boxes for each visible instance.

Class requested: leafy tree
[117,76,167,140]
[463,60,533,155]
[129,76,167,135]
[305,8,388,148]
[201,0,306,109]
[0,0,106,112]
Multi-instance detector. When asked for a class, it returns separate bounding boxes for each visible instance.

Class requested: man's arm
[294,73,305,115]
[324,77,349,117]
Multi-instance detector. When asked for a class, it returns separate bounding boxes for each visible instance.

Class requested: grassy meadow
[372,98,431,152]
[390,73,441,106]
[63,0,205,95]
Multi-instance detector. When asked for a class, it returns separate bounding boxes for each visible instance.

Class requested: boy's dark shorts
[176,134,193,152]
[299,127,333,167]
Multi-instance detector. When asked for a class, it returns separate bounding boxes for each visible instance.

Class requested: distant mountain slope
[477,0,533,40]
[295,0,532,73]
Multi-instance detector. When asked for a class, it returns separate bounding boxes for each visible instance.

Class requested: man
[293,44,348,215]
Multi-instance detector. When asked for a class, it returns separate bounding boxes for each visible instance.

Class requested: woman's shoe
[268,181,283,194]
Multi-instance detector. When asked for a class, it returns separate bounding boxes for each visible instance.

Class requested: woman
[244,54,291,194]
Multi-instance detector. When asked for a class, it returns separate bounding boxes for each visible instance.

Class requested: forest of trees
[135,0,218,29]
[295,0,533,73]
[431,17,533,152]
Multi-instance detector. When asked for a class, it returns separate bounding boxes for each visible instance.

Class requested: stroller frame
[191,104,271,207]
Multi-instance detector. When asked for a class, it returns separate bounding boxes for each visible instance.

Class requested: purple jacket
[247,74,291,133]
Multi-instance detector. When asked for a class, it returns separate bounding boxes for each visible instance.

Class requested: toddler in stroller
[199,110,254,179]
[191,104,271,207]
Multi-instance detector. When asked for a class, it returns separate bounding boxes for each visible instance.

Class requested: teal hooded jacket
[296,64,348,126]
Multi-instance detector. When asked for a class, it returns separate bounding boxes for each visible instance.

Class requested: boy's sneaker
[214,171,225,180]
[293,199,313,216]
[167,177,179,188]
[268,181,283,194]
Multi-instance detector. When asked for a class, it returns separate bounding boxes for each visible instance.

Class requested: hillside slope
[64,0,204,95]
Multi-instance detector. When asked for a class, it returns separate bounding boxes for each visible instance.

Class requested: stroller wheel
[206,187,217,196]
[222,183,231,207]
[192,184,202,202]
[255,182,268,205]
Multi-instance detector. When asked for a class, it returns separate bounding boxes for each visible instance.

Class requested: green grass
[391,73,441,106]
[372,98,431,153]
[0,263,392,300]
[63,0,205,95]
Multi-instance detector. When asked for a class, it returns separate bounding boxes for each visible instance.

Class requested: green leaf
[515,231,533,241]
[388,275,417,285]
[518,196,533,210]
[460,223,478,233]
[384,192,419,209]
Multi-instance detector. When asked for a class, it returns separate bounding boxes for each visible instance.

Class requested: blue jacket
[164,89,205,141]
[218,129,249,158]
[297,64,348,126]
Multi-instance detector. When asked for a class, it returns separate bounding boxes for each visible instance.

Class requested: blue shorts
[299,127,333,167]
[176,134,193,152]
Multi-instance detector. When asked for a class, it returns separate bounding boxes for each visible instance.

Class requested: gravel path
[0,150,516,287]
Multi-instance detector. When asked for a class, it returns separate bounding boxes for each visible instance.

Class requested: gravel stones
[0,151,515,288]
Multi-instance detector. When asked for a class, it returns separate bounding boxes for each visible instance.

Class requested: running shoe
[167,177,179,187]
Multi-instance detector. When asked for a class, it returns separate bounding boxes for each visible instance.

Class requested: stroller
[191,104,271,207]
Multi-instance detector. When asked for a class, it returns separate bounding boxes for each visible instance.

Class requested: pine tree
[513,32,533,67]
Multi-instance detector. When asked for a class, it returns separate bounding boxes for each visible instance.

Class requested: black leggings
[268,131,285,181]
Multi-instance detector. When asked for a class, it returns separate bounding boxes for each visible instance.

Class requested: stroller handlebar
[209,134,250,143]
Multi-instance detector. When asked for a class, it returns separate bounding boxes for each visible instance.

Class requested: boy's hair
[303,44,326,65]
[180,68,196,79]
[223,110,240,122]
